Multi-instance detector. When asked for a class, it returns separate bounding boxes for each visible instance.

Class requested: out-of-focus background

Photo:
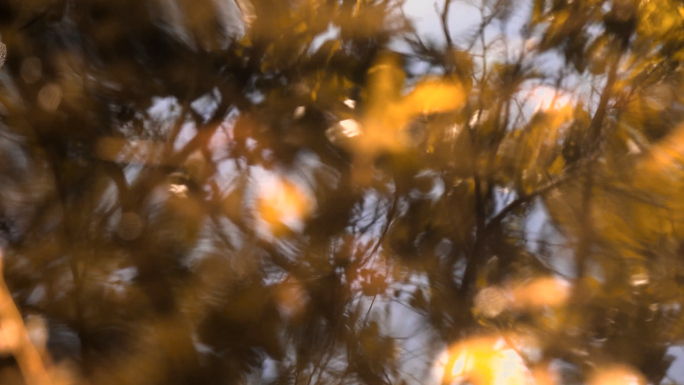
[1,0,684,384]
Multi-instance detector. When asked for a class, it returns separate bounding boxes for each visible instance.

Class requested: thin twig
[485,164,579,232]
[439,0,453,48]
[361,192,399,329]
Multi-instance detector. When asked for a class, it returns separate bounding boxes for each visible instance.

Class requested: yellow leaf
[334,52,467,186]
[547,155,565,175]
[439,335,530,385]
[641,121,684,172]
[511,277,571,309]
[256,179,312,236]
[401,79,465,115]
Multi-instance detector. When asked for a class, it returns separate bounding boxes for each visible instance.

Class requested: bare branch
[439,0,454,48]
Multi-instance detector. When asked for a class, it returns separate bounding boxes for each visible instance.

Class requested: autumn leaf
[337,52,466,185]
[439,334,531,385]
[401,79,465,116]
[256,178,313,236]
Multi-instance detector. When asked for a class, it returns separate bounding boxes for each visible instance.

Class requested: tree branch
[485,166,578,232]
[439,0,453,48]
[575,49,622,279]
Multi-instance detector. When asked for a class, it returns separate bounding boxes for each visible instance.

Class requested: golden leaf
[339,52,466,185]
[511,277,571,309]
[401,79,465,116]
[641,121,684,172]
[439,334,531,385]
[256,178,312,236]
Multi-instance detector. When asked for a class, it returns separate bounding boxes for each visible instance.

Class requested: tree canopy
[2,0,684,384]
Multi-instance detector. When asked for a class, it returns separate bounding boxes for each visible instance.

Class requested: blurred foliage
[3,0,684,384]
